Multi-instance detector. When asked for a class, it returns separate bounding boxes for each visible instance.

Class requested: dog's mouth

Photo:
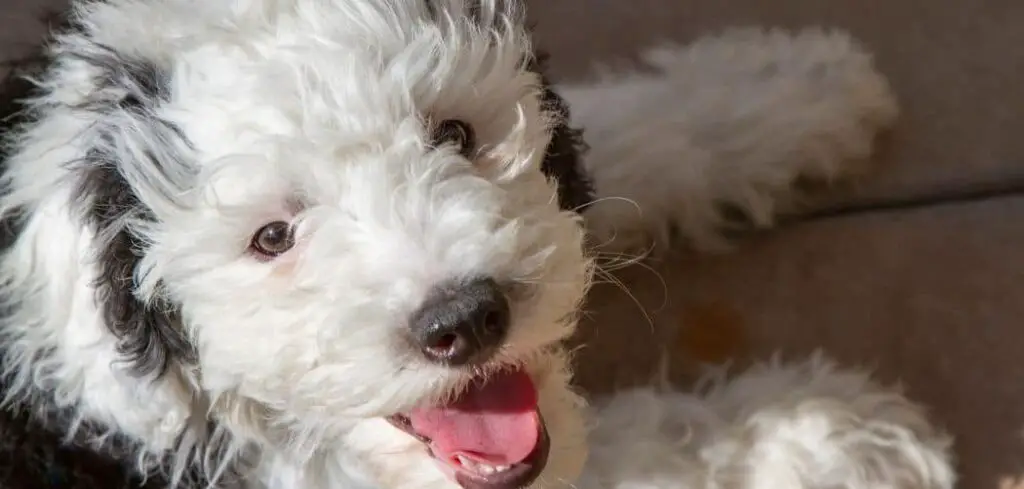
[386,367,549,489]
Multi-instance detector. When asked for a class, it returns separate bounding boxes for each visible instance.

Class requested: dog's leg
[577,354,955,489]
[559,28,898,253]
[698,354,955,489]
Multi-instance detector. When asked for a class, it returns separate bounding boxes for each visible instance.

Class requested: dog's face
[63,0,594,487]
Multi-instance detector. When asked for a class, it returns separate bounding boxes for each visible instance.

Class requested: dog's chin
[383,365,552,489]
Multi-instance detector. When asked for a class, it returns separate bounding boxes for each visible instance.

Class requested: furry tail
[558,27,898,253]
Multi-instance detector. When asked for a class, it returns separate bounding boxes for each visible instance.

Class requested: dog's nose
[410,278,510,366]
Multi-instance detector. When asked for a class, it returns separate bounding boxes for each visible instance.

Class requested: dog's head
[1,1,593,488]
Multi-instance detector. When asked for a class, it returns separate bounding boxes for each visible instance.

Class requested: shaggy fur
[0,1,952,489]
[581,355,955,489]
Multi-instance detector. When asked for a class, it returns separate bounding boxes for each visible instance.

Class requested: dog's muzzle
[386,367,550,489]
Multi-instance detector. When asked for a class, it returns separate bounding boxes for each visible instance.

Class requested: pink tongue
[407,369,540,466]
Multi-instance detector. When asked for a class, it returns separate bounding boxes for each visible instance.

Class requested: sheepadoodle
[0,0,955,488]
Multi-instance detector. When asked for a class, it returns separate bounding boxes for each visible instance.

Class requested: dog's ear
[75,160,197,379]
[424,4,593,212]
[54,37,199,378]
[529,52,595,213]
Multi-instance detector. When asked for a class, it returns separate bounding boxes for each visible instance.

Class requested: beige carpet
[4,1,1024,488]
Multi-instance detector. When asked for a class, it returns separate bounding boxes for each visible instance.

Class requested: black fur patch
[530,52,595,213]
[75,145,196,379]
[0,401,165,489]
[0,364,168,489]
[68,47,198,379]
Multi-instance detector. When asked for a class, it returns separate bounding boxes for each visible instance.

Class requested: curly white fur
[581,355,954,489]
[0,0,947,488]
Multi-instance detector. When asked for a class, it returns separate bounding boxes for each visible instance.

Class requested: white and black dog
[0,1,955,489]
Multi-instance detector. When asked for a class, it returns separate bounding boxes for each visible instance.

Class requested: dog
[0,1,954,488]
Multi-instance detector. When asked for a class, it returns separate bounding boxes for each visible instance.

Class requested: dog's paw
[565,27,898,255]
[703,354,956,489]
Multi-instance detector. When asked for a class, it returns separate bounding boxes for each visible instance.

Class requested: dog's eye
[430,119,475,158]
[250,221,295,257]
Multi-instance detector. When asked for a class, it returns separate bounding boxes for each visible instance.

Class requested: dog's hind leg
[558,28,898,254]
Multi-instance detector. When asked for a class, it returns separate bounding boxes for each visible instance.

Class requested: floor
[3,1,1024,488]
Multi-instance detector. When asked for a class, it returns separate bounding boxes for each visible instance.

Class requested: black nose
[410,278,511,366]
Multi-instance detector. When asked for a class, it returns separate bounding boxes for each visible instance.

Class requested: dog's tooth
[455,456,512,476]
[457,456,477,471]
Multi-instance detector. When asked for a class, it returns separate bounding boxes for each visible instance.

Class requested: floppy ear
[530,51,595,213]
[75,157,196,379]
[55,38,198,379]
[1,8,196,379]
[74,59,197,378]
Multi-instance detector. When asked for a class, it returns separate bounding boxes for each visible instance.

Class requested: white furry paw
[562,27,899,254]
[703,355,955,489]
[577,354,955,489]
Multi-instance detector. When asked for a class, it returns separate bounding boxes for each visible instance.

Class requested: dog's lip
[386,413,430,443]
[385,414,550,489]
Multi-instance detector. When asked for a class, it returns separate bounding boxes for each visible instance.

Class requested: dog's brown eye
[430,119,475,158]
[251,221,294,257]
